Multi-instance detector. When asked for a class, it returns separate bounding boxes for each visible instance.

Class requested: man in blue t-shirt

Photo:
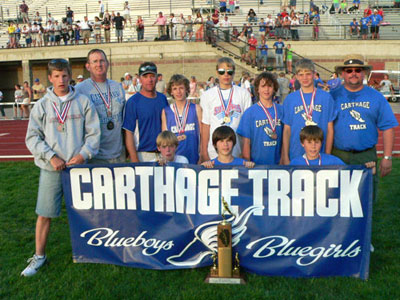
[273,38,285,71]
[331,54,398,200]
[349,18,360,36]
[257,41,268,70]
[360,12,370,40]
[369,9,382,40]
[123,62,168,162]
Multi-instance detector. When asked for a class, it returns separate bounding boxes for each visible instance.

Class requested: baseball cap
[34,78,40,82]
[77,75,83,79]
[138,62,157,76]
[124,72,131,77]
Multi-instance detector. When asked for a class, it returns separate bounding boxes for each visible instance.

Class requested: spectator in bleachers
[7,21,16,49]
[81,16,92,44]
[339,0,348,14]
[189,76,198,98]
[231,26,239,41]
[76,74,84,83]
[303,12,310,24]
[14,84,24,118]
[103,14,112,43]
[206,76,215,90]
[352,0,360,12]
[33,12,42,26]
[169,13,178,40]
[247,9,257,23]
[195,12,204,41]
[380,74,394,96]
[73,22,81,45]
[220,0,227,15]
[257,40,268,70]
[370,9,383,40]
[93,17,102,43]
[277,72,290,102]
[156,74,167,94]
[238,31,247,61]
[54,20,61,46]
[265,14,274,37]
[360,12,369,40]
[31,22,40,47]
[212,9,220,25]
[154,11,167,37]
[290,16,300,40]
[286,43,293,73]
[123,1,132,27]
[326,72,341,91]
[47,13,54,23]
[184,15,194,42]
[32,78,46,101]
[377,7,384,20]
[314,73,325,89]
[114,13,125,42]
[38,24,44,47]
[205,15,215,45]
[228,0,236,14]
[178,14,186,40]
[259,18,267,43]
[66,7,74,25]
[22,24,32,47]
[20,0,29,24]
[349,18,360,36]
[274,14,283,40]
[395,0,400,8]
[248,34,258,65]
[312,18,319,40]
[43,21,50,46]
[243,22,253,38]
[136,16,145,41]
[364,5,372,16]
[220,15,232,42]
[15,24,21,47]
[273,38,285,71]
[290,0,297,10]
[99,1,105,19]
[282,16,291,41]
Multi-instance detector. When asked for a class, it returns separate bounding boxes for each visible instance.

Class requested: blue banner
[62,163,372,279]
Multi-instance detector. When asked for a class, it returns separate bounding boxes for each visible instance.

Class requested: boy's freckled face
[301,139,322,160]
[215,138,234,156]
[157,143,177,161]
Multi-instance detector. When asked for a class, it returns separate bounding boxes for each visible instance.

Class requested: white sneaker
[21,254,47,277]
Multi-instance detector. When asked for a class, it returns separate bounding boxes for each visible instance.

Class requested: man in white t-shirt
[380,74,394,95]
[220,15,232,42]
[200,57,252,161]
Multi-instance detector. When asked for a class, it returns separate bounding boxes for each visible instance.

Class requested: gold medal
[270,133,278,140]
[223,116,231,124]
[305,119,317,126]
[57,124,64,132]
[177,134,187,141]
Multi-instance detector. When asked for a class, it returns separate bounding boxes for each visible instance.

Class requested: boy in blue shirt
[202,126,255,167]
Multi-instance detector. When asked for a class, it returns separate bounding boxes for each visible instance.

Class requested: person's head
[287,43,291,49]
[86,49,109,80]
[95,16,99,21]
[156,131,179,161]
[157,74,163,80]
[331,72,338,79]
[334,54,371,91]
[216,57,235,88]
[34,78,40,85]
[138,62,158,93]
[170,13,175,18]
[254,72,279,101]
[77,74,84,81]
[278,37,282,42]
[159,11,163,17]
[67,6,70,10]
[315,72,320,79]
[295,58,316,90]
[196,11,201,17]
[167,74,190,101]
[212,126,236,155]
[383,74,389,80]
[15,84,21,90]
[300,125,323,159]
[208,76,214,82]
[47,59,71,96]
[224,15,228,20]
[23,81,29,87]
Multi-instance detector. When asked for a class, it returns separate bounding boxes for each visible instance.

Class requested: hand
[50,155,66,171]
[379,158,392,177]
[66,154,85,166]
[157,156,167,166]
[244,161,255,168]
[364,161,376,175]
[201,160,214,168]
[280,156,290,165]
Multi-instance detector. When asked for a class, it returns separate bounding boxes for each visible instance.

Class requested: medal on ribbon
[258,101,278,140]
[303,153,321,166]
[217,86,234,125]
[300,88,317,126]
[91,79,114,130]
[172,101,189,141]
[52,100,71,132]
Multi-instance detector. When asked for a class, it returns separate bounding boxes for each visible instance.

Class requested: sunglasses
[139,65,157,73]
[344,68,363,74]
[217,69,234,76]
[49,59,69,65]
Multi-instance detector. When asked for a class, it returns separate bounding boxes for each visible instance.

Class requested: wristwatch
[383,156,392,160]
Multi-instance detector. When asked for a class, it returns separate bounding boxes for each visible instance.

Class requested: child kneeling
[155,130,189,164]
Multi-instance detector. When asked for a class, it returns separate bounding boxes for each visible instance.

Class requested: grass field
[1,161,400,299]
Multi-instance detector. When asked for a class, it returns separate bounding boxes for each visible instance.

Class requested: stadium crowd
[14,50,397,277]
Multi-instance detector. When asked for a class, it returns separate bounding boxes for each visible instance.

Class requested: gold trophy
[205,198,245,284]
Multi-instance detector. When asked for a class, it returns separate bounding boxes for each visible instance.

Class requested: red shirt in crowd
[248,37,257,50]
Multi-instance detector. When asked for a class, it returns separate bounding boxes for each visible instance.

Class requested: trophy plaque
[205,198,246,284]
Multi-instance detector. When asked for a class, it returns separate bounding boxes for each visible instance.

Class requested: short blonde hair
[156,131,178,147]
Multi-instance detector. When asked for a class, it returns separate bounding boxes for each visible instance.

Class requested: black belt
[340,147,374,154]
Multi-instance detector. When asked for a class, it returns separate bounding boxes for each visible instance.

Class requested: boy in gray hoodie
[22,59,101,277]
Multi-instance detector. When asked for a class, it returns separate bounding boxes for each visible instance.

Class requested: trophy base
[204,274,246,285]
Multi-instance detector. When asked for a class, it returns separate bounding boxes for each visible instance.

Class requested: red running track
[0,117,399,161]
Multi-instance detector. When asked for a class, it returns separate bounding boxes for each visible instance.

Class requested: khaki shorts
[82,30,91,40]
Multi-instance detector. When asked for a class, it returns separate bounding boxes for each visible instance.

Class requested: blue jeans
[275,53,283,70]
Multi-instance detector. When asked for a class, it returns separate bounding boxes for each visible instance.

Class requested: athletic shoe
[21,254,47,277]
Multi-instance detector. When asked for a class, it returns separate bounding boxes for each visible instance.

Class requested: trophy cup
[205,197,245,284]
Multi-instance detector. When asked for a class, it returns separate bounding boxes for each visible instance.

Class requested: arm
[161,109,167,131]
[200,123,210,162]
[195,104,203,163]
[241,136,251,161]
[325,121,334,154]
[280,124,291,165]
[125,130,139,162]
[379,128,394,177]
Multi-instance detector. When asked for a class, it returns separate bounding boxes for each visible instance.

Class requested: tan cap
[335,54,372,73]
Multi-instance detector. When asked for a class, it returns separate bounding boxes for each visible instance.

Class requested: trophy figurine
[205,197,245,284]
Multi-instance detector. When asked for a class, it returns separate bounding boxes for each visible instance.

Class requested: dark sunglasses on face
[344,68,363,74]
[217,69,234,76]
